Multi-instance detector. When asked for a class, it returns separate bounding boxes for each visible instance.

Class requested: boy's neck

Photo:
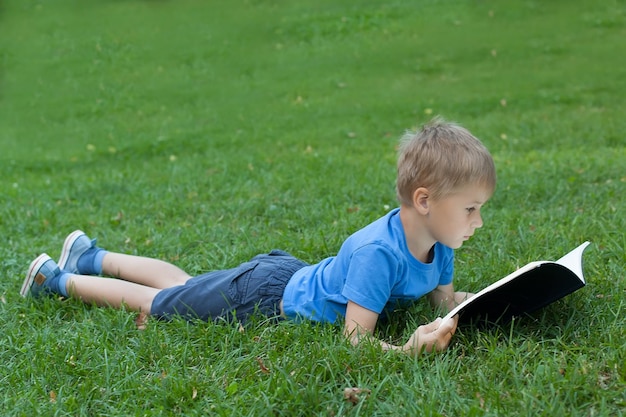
[398,205,437,263]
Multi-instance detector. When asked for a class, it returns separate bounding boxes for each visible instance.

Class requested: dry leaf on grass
[135,312,148,330]
[256,357,270,374]
[343,387,371,405]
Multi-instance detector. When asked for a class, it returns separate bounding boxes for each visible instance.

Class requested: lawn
[1,0,625,415]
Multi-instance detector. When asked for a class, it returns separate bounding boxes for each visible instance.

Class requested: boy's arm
[428,283,475,312]
[343,300,458,355]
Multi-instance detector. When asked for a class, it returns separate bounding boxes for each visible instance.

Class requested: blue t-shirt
[282,208,454,323]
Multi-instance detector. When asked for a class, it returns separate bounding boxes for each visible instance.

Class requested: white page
[555,241,590,284]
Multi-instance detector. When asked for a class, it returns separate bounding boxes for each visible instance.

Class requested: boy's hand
[403,315,458,356]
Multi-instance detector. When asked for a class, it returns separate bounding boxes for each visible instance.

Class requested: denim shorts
[150,250,308,324]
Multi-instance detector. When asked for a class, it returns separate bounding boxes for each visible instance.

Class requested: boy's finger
[436,315,457,334]
[421,317,442,333]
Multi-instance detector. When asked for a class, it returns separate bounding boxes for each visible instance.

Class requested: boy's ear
[413,187,430,214]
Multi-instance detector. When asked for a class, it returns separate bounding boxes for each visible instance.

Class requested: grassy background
[1,0,625,415]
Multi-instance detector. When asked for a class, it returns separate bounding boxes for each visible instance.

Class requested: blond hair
[396,117,496,206]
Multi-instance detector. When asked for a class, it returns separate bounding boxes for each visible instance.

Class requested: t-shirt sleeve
[340,244,399,314]
[438,247,454,286]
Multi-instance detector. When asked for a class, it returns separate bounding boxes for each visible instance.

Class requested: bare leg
[66,274,159,313]
[101,253,192,289]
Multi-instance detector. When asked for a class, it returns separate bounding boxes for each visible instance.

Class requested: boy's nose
[473,214,483,229]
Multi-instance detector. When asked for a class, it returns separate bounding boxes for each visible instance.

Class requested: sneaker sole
[20,254,51,297]
[58,230,86,271]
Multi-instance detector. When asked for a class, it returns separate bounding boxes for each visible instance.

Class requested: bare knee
[172,273,192,286]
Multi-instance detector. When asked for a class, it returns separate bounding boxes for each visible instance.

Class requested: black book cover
[442,242,590,326]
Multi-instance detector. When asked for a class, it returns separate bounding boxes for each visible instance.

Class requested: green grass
[1,0,625,415]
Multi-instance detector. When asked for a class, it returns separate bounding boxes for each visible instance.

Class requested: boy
[21,118,496,356]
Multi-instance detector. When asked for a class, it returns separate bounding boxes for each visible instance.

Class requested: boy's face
[425,184,492,249]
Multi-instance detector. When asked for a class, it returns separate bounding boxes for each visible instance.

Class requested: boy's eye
[466,207,476,213]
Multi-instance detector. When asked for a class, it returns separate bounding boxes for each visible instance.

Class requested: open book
[442,242,591,326]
